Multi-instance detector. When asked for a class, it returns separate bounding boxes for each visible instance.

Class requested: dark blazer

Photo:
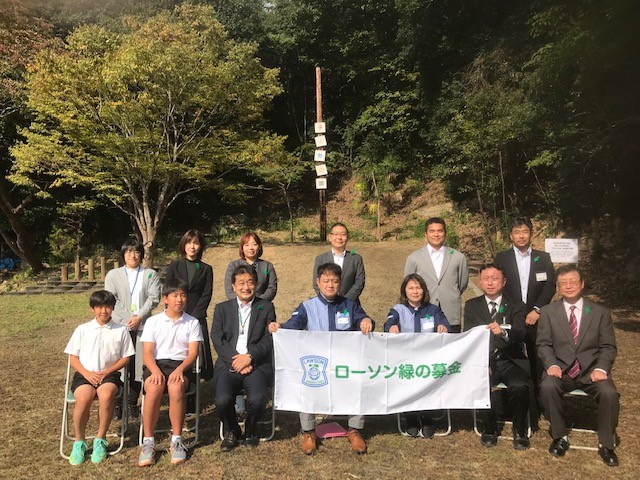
[537,298,617,383]
[312,251,365,302]
[165,258,213,321]
[494,248,555,313]
[224,258,277,301]
[211,297,276,376]
[463,293,529,373]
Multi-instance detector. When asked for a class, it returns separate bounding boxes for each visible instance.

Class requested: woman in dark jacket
[224,231,277,301]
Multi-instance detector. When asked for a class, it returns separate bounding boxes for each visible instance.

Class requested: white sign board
[314,135,327,147]
[314,150,326,162]
[315,164,328,176]
[544,238,579,263]
[315,178,327,190]
[314,122,326,134]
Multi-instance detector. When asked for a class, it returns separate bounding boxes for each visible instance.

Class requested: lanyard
[126,266,141,296]
[238,304,251,334]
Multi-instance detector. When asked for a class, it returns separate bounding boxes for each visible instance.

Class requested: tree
[11,4,282,265]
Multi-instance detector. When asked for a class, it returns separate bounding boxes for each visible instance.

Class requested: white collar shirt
[64,319,135,372]
[139,310,203,361]
[513,246,531,303]
[484,295,504,314]
[563,297,584,332]
[235,298,254,355]
[125,266,143,315]
[427,244,445,279]
[332,249,347,268]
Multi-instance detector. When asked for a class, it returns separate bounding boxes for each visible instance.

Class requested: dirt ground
[1,240,638,479]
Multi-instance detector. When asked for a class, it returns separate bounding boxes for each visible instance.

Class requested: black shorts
[71,371,123,393]
[142,359,196,386]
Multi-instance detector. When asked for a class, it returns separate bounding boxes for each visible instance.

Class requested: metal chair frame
[473,382,532,441]
[396,409,452,437]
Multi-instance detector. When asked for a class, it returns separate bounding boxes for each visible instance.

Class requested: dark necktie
[489,301,498,321]
[567,305,580,379]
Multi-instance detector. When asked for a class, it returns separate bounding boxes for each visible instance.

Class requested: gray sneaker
[138,441,155,467]
[170,438,188,464]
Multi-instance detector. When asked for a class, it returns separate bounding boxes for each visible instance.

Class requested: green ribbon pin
[343,309,348,315]
[263,268,269,275]
[195,262,201,270]
[257,304,264,310]
[498,305,505,314]
[350,249,356,255]
[585,306,591,314]
[533,256,540,262]
[449,249,454,255]
[147,273,152,279]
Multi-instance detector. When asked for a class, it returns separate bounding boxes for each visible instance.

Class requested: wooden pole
[74,258,81,281]
[100,256,106,280]
[316,66,327,242]
[87,258,95,281]
[61,265,68,283]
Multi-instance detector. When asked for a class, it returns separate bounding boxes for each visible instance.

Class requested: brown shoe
[301,431,317,455]
[347,429,367,454]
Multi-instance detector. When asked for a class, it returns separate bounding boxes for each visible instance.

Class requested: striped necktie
[567,305,580,379]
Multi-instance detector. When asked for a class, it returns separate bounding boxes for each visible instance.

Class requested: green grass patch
[0,292,92,336]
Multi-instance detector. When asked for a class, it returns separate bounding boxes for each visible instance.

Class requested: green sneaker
[91,438,108,464]
[69,440,87,466]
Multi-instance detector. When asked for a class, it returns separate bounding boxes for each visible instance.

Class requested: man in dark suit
[494,217,555,414]
[312,222,365,303]
[212,265,276,452]
[464,264,531,450]
[537,265,620,466]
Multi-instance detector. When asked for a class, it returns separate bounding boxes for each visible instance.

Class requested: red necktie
[567,305,580,379]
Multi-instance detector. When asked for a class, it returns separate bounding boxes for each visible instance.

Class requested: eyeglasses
[557,280,581,287]
[125,250,142,257]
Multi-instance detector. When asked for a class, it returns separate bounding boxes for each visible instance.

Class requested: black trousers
[214,367,270,436]
[539,374,619,449]
[478,358,530,435]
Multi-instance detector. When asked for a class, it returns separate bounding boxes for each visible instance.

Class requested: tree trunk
[284,187,294,243]
[0,178,44,272]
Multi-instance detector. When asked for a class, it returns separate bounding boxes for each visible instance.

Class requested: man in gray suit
[312,223,365,303]
[404,217,469,333]
[537,265,620,466]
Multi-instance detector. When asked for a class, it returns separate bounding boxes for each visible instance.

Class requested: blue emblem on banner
[300,355,328,387]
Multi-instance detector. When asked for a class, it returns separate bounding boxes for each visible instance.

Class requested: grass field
[1,239,638,479]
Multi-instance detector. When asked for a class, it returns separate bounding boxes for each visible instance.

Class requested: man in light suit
[494,217,555,402]
[104,238,161,418]
[212,265,276,452]
[537,265,620,466]
[464,264,531,450]
[404,217,469,332]
[312,223,365,303]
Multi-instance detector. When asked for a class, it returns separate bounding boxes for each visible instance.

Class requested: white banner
[273,326,491,415]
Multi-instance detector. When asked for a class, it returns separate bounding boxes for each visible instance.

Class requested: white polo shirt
[140,310,203,361]
[64,319,135,372]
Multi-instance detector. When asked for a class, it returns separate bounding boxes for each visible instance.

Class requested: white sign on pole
[544,238,579,263]
[273,328,491,415]
[314,122,326,134]
[315,178,327,190]
[314,135,327,147]
[314,150,326,162]
[315,164,328,176]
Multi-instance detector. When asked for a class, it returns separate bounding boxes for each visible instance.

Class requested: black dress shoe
[244,434,260,447]
[549,437,569,457]
[481,432,498,447]
[421,424,436,439]
[405,426,419,437]
[598,445,619,467]
[220,431,240,452]
[512,432,530,450]
[113,404,122,420]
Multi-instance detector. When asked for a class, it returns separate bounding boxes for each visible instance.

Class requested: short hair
[510,217,533,232]
[316,262,342,279]
[556,264,583,281]
[162,278,189,297]
[89,290,116,308]
[239,231,263,259]
[330,222,349,235]
[399,274,430,307]
[120,238,144,261]
[231,264,258,284]
[479,263,506,277]
[425,217,446,232]
[178,229,206,260]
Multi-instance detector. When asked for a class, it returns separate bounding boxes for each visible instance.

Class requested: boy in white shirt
[138,279,203,466]
[64,290,135,466]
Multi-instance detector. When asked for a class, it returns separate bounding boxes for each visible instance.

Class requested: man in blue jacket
[269,263,374,455]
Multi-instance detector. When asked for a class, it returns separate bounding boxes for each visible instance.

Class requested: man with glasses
[312,223,366,303]
[537,265,620,466]
[105,239,161,419]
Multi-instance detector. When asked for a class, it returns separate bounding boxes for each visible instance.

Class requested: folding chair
[473,382,532,440]
[138,354,201,448]
[563,388,612,451]
[219,387,276,441]
[396,410,452,437]
[60,356,128,460]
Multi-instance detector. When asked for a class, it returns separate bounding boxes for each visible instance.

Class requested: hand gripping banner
[273,326,491,415]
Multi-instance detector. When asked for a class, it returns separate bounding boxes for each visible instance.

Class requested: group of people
[63,217,621,468]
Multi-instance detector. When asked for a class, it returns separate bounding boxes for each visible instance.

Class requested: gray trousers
[299,413,364,431]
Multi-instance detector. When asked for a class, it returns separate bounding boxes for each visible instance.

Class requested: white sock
[143,437,154,445]
[171,435,182,443]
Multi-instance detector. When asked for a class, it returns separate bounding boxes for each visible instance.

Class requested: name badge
[336,311,350,325]
[421,315,435,332]
[130,303,138,313]
[236,334,248,354]
[536,272,548,282]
